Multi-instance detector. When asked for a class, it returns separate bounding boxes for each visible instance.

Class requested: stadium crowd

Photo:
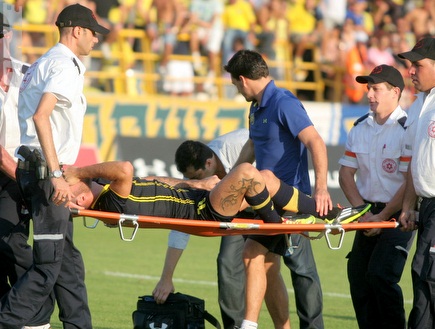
[10,0,435,104]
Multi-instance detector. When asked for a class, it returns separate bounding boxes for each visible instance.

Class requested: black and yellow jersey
[90,178,232,221]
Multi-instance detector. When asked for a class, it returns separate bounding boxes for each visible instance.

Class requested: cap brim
[355,75,397,86]
[92,24,110,35]
[355,75,374,84]
[398,51,425,62]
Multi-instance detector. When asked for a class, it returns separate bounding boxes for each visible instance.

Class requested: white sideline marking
[103,271,413,304]
[104,271,217,286]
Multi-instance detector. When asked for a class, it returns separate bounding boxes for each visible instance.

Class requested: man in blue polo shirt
[225,49,333,329]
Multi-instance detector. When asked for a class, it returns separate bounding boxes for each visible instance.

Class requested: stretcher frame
[70,208,399,250]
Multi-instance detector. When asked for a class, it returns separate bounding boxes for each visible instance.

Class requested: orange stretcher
[70,208,399,250]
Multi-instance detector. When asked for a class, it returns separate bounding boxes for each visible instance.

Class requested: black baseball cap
[398,37,435,62]
[55,3,109,35]
[356,64,404,91]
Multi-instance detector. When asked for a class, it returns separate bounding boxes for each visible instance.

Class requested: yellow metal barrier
[13,24,343,102]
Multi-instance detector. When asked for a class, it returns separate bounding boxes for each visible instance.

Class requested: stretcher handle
[118,215,139,242]
[324,227,345,250]
[82,216,99,229]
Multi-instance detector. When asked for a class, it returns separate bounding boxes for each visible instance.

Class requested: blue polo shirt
[249,80,312,194]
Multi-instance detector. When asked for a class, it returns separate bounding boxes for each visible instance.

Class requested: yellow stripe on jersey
[128,195,195,205]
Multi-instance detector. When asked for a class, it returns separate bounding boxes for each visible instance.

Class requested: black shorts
[195,192,235,222]
[247,234,288,256]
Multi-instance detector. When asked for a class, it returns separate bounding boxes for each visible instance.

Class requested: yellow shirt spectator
[24,0,47,24]
[222,0,256,32]
[286,2,316,35]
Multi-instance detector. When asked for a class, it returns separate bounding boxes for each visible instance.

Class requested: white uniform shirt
[0,58,28,159]
[338,107,409,203]
[406,88,435,197]
[169,128,250,249]
[17,43,86,165]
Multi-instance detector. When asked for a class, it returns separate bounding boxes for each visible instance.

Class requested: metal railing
[14,24,345,102]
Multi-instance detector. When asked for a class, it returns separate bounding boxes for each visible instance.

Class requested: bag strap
[203,310,221,329]
[191,303,221,329]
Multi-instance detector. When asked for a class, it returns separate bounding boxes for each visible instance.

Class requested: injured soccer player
[64,161,365,225]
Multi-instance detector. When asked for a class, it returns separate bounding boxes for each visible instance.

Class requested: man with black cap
[0,6,55,329]
[339,64,415,329]
[398,37,435,329]
[0,3,109,328]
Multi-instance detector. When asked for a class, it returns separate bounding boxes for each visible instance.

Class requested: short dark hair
[224,49,269,80]
[175,140,213,173]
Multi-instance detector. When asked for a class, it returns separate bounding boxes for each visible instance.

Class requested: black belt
[364,200,387,210]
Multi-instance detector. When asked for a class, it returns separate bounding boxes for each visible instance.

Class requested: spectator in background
[21,0,57,63]
[134,0,159,52]
[89,0,136,93]
[221,0,256,64]
[345,0,374,48]
[189,0,224,96]
[319,23,345,91]
[253,0,276,62]
[286,0,320,82]
[404,0,435,41]
[343,18,369,104]
[370,0,405,32]
[255,0,289,81]
[367,31,396,69]
[151,0,185,74]
[395,16,416,53]
[162,2,194,97]
[317,0,347,63]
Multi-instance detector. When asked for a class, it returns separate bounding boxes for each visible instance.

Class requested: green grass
[47,220,415,329]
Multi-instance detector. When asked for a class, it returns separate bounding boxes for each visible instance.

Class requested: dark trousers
[283,234,324,329]
[0,167,92,328]
[217,235,246,329]
[0,173,54,326]
[347,209,414,329]
[408,197,435,329]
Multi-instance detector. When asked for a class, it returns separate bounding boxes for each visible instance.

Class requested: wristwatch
[49,170,63,178]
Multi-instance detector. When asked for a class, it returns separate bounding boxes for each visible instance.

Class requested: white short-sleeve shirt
[338,107,409,203]
[17,43,86,165]
[0,58,28,160]
[407,88,435,197]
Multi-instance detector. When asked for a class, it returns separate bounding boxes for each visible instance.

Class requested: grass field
[48,219,416,329]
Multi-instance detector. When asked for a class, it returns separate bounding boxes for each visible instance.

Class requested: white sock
[240,319,258,329]
[22,324,51,329]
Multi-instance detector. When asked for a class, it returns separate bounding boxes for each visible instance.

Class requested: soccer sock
[244,187,282,223]
[240,320,258,329]
[272,180,317,215]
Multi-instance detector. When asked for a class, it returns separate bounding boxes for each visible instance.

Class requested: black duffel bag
[132,292,221,329]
